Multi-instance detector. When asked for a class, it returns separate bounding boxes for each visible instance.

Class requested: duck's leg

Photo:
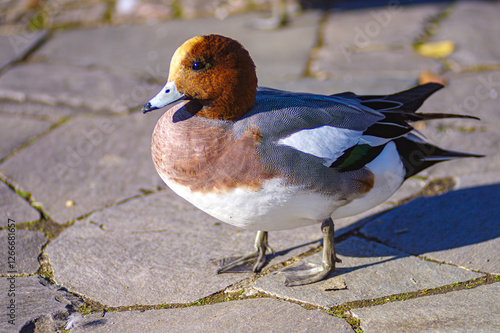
[216,230,275,274]
[282,218,341,286]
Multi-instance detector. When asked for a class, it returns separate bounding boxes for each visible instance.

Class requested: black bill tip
[142,102,157,114]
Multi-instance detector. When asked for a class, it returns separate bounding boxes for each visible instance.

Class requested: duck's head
[142,34,258,122]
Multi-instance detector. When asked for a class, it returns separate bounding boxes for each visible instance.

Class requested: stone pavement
[1,1,500,332]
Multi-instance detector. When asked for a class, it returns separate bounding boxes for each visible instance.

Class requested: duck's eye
[191,62,205,71]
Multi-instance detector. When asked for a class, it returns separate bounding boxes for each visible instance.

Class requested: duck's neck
[195,87,256,121]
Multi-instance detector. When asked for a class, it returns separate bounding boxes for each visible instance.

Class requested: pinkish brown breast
[151,102,277,194]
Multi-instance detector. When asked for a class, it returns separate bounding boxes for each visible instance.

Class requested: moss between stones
[413,2,454,47]
[398,176,455,206]
[72,273,499,333]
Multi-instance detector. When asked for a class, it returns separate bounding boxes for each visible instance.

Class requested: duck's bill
[142,81,186,114]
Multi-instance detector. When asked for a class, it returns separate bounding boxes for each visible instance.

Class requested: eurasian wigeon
[142,34,482,286]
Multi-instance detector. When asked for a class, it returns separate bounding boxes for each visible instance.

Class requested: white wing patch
[359,135,390,146]
[277,126,362,166]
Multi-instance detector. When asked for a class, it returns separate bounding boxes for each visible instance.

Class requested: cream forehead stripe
[168,36,205,81]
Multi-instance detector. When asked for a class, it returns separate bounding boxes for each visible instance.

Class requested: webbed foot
[281,218,341,286]
[215,230,275,274]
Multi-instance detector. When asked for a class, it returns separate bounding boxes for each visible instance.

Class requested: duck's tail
[359,82,479,120]
[339,83,484,178]
[394,134,484,179]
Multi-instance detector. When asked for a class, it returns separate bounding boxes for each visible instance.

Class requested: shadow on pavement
[338,182,500,258]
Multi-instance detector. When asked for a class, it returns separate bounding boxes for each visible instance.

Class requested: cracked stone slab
[0,30,48,71]
[0,114,54,160]
[0,181,40,226]
[0,62,160,114]
[0,112,165,223]
[360,184,500,274]
[0,230,46,275]
[72,298,354,333]
[352,282,500,333]
[45,190,323,307]
[254,237,481,309]
[431,1,500,70]
[0,275,83,332]
[311,4,442,80]
[34,11,321,86]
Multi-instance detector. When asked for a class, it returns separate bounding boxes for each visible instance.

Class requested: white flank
[162,177,339,231]
[159,142,405,232]
[277,126,362,166]
[332,141,405,219]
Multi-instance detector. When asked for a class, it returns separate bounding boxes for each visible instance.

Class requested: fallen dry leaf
[415,40,455,59]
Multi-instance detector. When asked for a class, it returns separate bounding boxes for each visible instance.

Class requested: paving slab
[0,181,40,226]
[273,76,418,96]
[325,3,442,47]
[360,183,500,274]
[72,298,354,333]
[420,71,500,124]
[311,4,442,80]
[0,62,160,115]
[0,230,46,275]
[34,11,321,86]
[254,237,481,309]
[45,190,323,307]
[112,0,176,24]
[0,100,93,121]
[0,0,31,26]
[431,1,500,70]
[0,114,54,160]
[455,171,500,191]
[352,282,500,333]
[0,112,165,223]
[44,0,109,28]
[0,30,48,71]
[334,176,429,237]
[415,71,500,180]
[0,275,83,332]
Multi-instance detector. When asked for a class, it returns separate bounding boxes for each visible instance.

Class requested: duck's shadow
[270,183,500,276]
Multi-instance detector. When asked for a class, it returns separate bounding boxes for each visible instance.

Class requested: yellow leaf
[415,40,455,59]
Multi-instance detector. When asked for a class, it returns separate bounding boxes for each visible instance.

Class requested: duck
[142,34,482,286]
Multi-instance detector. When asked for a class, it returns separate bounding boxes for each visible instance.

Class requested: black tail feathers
[394,135,484,179]
[339,83,484,178]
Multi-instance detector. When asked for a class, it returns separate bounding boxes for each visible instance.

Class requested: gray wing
[231,87,385,198]
[235,87,385,140]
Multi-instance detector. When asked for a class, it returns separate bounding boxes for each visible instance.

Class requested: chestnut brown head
[143,35,258,122]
